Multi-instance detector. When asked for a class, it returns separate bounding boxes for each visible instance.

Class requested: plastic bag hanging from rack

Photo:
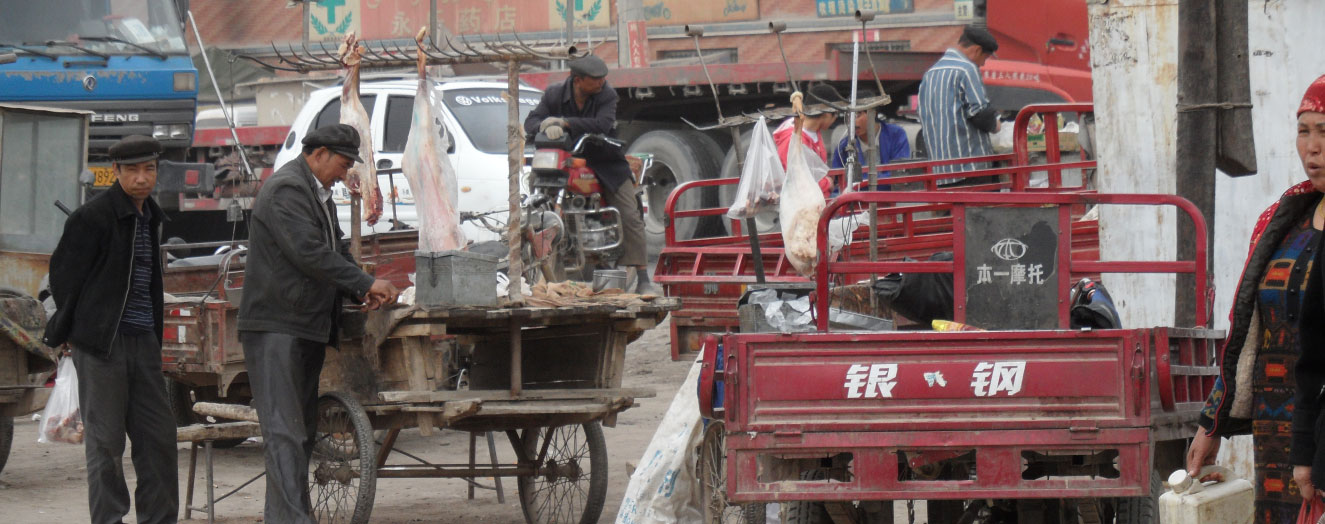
[779,119,827,277]
[727,116,785,220]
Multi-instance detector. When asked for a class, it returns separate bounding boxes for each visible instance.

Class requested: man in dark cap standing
[44,135,178,524]
[918,25,1001,185]
[523,54,657,293]
[240,123,399,523]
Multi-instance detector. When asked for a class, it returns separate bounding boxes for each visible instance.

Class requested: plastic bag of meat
[338,34,384,225]
[403,29,465,253]
[727,117,785,220]
[779,125,827,277]
[38,356,83,444]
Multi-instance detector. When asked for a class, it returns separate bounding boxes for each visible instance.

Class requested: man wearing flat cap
[918,25,1001,185]
[44,135,178,524]
[240,123,399,523]
[523,54,658,293]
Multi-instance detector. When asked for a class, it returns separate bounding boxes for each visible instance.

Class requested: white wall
[1088,0,1325,485]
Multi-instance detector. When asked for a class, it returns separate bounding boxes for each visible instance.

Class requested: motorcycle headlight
[532,150,560,170]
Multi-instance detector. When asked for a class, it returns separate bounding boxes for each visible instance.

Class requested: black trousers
[240,331,325,524]
[74,332,179,524]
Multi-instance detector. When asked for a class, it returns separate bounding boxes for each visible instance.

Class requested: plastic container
[1158,467,1253,524]
[591,269,628,292]
[414,250,498,308]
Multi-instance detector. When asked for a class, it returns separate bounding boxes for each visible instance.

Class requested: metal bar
[187,10,254,181]
[376,464,536,478]
[185,443,197,520]
[205,440,215,524]
[376,427,401,468]
[467,432,478,499]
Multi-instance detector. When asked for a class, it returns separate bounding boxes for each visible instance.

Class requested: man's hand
[1295,465,1320,499]
[362,279,400,311]
[545,125,566,140]
[1186,429,1223,481]
[539,117,569,133]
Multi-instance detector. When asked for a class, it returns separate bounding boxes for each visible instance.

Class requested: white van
[273,78,541,242]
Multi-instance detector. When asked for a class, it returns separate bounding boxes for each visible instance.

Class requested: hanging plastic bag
[727,117,785,220]
[1296,496,1324,524]
[38,356,83,444]
[779,123,827,277]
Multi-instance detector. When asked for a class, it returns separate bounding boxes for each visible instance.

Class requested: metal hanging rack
[239,30,589,305]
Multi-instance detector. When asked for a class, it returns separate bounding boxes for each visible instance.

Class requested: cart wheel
[698,421,765,524]
[518,422,608,524]
[0,416,12,476]
[309,391,377,524]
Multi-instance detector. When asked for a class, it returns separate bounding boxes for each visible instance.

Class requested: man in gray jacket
[238,124,398,523]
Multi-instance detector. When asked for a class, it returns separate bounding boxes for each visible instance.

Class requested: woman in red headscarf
[1187,74,1325,519]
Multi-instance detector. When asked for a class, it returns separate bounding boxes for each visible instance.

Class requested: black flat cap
[568,55,608,78]
[805,83,847,115]
[962,25,999,53]
[108,135,162,165]
[302,123,364,163]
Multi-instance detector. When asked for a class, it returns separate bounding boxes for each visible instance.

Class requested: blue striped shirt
[118,206,155,335]
[918,49,995,177]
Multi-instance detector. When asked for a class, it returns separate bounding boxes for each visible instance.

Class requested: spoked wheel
[0,416,12,476]
[308,391,377,524]
[517,422,608,524]
[698,421,765,524]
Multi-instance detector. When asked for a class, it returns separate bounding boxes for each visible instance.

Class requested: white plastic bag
[616,361,705,523]
[779,127,827,277]
[727,117,785,220]
[38,356,83,444]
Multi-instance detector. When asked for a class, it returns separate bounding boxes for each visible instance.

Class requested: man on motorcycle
[523,54,658,294]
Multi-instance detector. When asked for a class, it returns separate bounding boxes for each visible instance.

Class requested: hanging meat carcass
[338,33,384,225]
[402,28,465,252]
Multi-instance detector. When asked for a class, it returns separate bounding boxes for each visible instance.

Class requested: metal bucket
[591,269,628,292]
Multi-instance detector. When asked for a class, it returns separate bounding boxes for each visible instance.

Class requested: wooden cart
[173,294,676,524]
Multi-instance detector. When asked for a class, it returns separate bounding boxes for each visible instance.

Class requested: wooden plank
[402,336,436,436]
[176,422,261,442]
[376,387,657,404]
[474,398,630,416]
[389,322,447,338]
[192,402,260,423]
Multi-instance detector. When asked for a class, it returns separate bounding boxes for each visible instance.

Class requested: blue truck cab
[0,0,198,187]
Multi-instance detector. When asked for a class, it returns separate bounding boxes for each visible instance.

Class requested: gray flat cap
[569,55,609,78]
[302,123,364,163]
[108,135,162,165]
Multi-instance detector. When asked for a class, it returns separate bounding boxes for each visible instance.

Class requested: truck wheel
[0,416,12,476]
[1113,471,1161,524]
[627,130,723,258]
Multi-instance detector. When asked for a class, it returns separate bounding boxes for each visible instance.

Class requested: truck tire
[627,130,723,258]
[0,416,12,476]
[1113,471,1161,524]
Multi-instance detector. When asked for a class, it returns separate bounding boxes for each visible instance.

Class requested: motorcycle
[522,131,646,284]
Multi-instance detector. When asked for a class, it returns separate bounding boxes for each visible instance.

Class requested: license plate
[91,166,117,187]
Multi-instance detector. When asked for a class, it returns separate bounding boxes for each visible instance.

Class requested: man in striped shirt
[45,135,177,524]
[918,26,1001,184]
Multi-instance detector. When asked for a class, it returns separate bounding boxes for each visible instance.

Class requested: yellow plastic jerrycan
[1158,466,1253,524]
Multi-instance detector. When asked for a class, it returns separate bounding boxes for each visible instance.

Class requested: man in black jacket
[238,124,398,523]
[523,54,657,293]
[43,135,178,524]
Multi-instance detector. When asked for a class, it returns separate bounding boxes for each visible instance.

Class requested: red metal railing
[813,192,1210,330]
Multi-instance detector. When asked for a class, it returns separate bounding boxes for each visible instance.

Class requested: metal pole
[186,10,254,181]
[505,60,525,305]
[687,26,766,283]
[486,431,506,503]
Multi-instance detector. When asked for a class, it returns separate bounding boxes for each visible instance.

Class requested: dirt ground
[0,318,693,523]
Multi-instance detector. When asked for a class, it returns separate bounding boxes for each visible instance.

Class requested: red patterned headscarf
[1299,74,1325,116]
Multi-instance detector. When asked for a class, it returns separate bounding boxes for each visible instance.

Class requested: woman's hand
[1186,430,1223,481]
[1296,465,1320,499]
